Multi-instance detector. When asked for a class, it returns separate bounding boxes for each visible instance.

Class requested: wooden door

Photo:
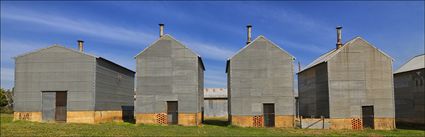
[263,104,275,127]
[362,106,374,129]
[55,92,67,122]
[167,101,178,125]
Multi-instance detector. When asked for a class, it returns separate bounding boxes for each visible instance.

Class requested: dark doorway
[167,101,178,125]
[263,104,275,127]
[362,106,374,129]
[55,92,67,122]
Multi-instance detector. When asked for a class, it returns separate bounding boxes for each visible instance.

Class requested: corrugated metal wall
[135,35,203,114]
[394,69,425,124]
[94,58,135,111]
[298,63,329,118]
[14,46,96,112]
[327,38,394,118]
[228,36,294,116]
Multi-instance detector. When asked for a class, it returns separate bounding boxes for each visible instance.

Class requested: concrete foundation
[15,111,126,124]
[13,112,42,122]
[374,118,395,130]
[136,112,202,126]
[275,115,295,128]
[231,115,294,128]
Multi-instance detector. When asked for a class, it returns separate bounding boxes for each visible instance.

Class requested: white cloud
[184,41,236,61]
[281,40,329,54]
[1,40,49,63]
[204,68,227,88]
[1,67,14,89]
[1,9,156,45]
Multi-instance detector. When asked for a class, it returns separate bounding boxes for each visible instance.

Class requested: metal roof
[226,35,295,73]
[226,35,295,61]
[14,45,135,73]
[394,54,425,74]
[298,36,393,73]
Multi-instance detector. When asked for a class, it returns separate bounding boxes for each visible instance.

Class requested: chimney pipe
[77,40,84,52]
[246,24,252,45]
[298,61,301,72]
[336,26,343,49]
[159,23,164,37]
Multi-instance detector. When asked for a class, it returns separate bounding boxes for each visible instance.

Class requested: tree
[0,88,13,107]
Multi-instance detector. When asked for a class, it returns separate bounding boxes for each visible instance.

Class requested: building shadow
[396,122,425,130]
[121,106,135,124]
[203,118,229,126]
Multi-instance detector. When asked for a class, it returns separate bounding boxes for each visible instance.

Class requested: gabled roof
[394,54,425,74]
[14,45,97,59]
[226,35,295,73]
[134,34,205,70]
[298,36,393,73]
[227,35,295,60]
[15,45,135,73]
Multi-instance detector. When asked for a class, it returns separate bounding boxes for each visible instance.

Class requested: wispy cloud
[1,68,14,89]
[0,40,50,89]
[1,40,49,63]
[1,8,156,45]
[183,40,236,61]
[279,39,329,54]
[204,67,227,88]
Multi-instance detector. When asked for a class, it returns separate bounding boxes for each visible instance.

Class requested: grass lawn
[1,113,424,136]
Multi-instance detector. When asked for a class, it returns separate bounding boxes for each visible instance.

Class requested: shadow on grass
[396,122,425,131]
[203,119,229,127]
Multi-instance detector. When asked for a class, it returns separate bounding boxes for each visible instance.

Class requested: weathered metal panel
[94,58,135,111]
[228,36,294,116]
[203,99,228,118]
[327,38,394,118]
[42,92,56,122]
[14,46,96,112]
[298,63,329,118]
[394,68,425,124]
[135,35,203,114]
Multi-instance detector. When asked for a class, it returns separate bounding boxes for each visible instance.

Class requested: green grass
[1,113,424,137]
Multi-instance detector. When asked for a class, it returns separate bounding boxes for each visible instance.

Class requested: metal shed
[13,41,135,123]
[203,88,228,119]
[134,24,205,126]
[394,54,424,126]
[226,25,295,128]
[297,26,395,130]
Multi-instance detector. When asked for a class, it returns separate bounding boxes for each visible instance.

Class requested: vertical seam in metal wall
[93,58,97,112]
[390,60,396,126]
[326,62,331,118]
[195,58,199,125]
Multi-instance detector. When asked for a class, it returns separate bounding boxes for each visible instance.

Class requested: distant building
[226,25,295,128]
[394,54,424,125]
[298,26,395,130]
[204,88,228,119]
[13,41,135,123]
[135,24,205,126]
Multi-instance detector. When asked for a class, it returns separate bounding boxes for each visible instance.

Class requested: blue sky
[1,1,424,89]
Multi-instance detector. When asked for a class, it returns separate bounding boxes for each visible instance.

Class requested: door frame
[41,91,67,122]
[263,103,275,127]
[362,105,374,129]
[167,101,178,125]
